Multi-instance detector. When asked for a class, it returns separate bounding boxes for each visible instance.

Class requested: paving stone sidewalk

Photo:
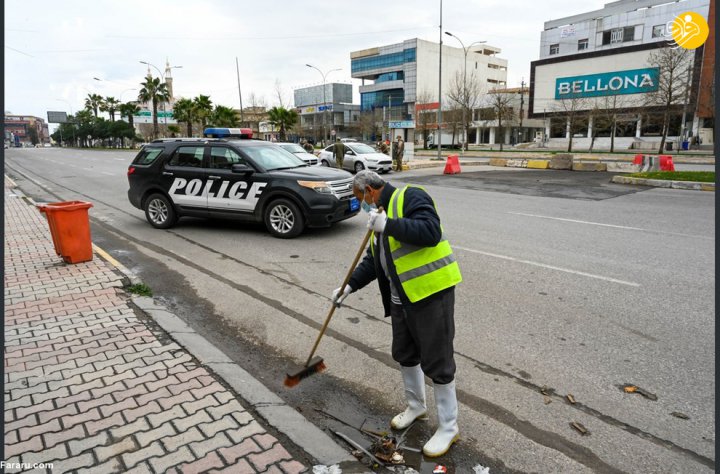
[4,178,308,473]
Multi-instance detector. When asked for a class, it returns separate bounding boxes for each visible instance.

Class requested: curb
[129,297,354,466]
[611,175,715,191]
[4,174,355,467]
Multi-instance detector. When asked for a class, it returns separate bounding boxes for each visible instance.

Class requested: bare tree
[552,96,588,152]
[446,70,484,150]
[645,47,692,154]
[589,95,630,152]
[415,88,436,149]
[274,79,289,108]
[486,91,516,151]
[358,109,382,142]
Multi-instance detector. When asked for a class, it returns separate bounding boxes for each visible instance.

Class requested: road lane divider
[454,245,641,287]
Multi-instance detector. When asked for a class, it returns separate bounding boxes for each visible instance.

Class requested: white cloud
[5,0,607,127]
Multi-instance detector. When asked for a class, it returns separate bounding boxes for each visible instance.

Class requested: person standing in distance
[394,135,405,171]
[334,138,346,170]
[332,170,462,457]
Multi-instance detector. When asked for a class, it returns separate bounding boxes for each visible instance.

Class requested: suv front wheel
[144,193,177,229]
[264,198,304,238]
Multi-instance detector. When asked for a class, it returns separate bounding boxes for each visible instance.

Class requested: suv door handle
[162,171,174,176]
[208,175,221,180]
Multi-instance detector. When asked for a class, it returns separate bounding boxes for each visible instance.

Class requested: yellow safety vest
[372,186,462,303]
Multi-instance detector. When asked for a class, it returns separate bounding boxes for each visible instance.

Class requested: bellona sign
[555,68,659,99]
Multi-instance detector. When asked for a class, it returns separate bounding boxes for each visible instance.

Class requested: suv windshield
[348,143,376,154]
[243,145,307,170]
[279,144,306,154]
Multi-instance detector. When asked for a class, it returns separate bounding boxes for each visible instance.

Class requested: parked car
[276,142,319,166]
[318,142,393,173]
[127,137,359,238]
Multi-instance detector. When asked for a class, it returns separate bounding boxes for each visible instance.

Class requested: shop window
[640,113,681,137]
[550,117,566,138]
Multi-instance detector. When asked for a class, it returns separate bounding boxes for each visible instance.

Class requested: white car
[318,142,393,174]
[276,142,319,166]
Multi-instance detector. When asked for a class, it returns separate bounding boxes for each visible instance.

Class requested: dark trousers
[390,288,456,384]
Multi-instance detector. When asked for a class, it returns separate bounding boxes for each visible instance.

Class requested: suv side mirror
[232,163,254,174]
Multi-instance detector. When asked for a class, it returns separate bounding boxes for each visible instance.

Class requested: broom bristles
[284,359,326,388]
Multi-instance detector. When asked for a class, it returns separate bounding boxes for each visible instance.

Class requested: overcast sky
[6,0,608,129]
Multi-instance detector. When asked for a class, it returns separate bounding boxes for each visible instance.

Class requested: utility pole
[236,57,244,126]
[519,79,525,143]
[437,0,443,161]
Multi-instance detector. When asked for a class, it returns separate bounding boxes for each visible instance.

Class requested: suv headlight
[298,180,331,194]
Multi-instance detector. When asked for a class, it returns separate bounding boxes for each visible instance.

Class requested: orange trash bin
[37,201,94,264]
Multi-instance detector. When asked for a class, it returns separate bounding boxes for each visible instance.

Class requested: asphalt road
[5,147,715,473]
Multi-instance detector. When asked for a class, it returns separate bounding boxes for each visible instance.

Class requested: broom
[284,218,377,387]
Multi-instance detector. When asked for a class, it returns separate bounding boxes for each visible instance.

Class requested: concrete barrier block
[572,162,608,171]
[527,160,549,169]
[506,159,528,168]
[549,155,573,169]
[488,158,507,167]
[607,162,641,173]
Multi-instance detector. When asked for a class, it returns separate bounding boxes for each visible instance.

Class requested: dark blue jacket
[348,183,451,315]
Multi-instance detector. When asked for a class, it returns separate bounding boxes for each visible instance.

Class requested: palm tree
[101,97,121,121]
[118,102,141,130]
[84,93,104,118]
[267,107,299,141]
[172,98,196,137]
[208,105,239,128]
[193,95,213,131]
[138,76,170,139]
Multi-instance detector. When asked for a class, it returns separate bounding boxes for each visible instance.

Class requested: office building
[351,38,508,146]
[529,0,713,150]
[293,83,360,144]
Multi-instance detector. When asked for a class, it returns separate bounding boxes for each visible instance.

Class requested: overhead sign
[47,111,69,123]
[133,109,176,124]
[389,120,415,128]
[555,68,659,99]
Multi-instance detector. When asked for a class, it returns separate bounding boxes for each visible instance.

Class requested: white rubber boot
[422,380,459,457]
[390,364,428,429]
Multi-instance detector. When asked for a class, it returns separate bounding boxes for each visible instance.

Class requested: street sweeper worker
[331,170,462,457]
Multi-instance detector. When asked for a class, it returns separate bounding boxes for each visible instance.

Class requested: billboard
[47,111,69,123]
[555,68,659,99]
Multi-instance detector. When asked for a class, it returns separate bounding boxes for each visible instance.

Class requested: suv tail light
[127,166,136,176]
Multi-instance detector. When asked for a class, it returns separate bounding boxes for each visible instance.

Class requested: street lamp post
[139,60,183,135]
[306,64,341,147]
[445,32,486,152]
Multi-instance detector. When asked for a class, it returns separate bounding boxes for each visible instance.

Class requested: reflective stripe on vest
[382,185,462,303]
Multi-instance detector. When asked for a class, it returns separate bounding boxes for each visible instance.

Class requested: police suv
[127,133,360,238]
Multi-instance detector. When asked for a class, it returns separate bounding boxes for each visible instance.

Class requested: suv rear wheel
[264,198,304,238]
[144,193,177,229]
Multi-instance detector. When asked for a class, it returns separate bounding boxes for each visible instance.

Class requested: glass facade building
[351,48,416,74]
[360,89,405,112]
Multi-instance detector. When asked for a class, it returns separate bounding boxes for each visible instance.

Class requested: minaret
[164,58,174,103]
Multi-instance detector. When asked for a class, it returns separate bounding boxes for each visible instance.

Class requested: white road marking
[101,171,115,176]
[509,212,713,240]
[454,245,641,287]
